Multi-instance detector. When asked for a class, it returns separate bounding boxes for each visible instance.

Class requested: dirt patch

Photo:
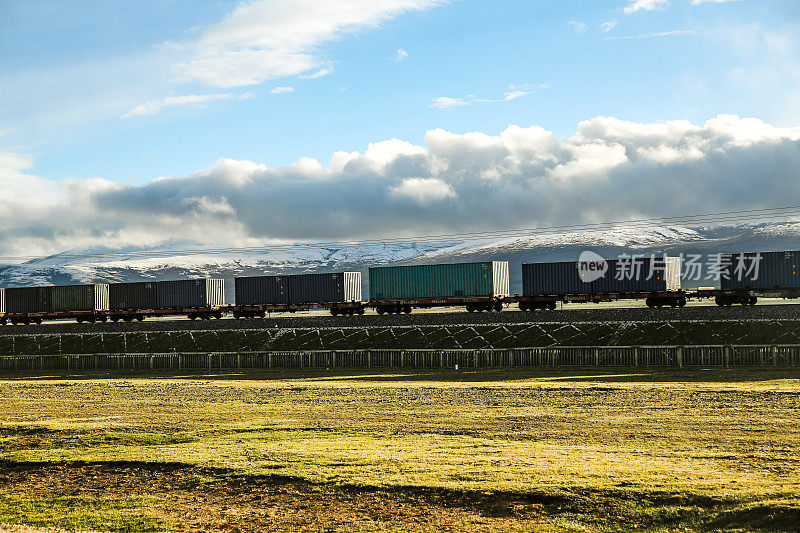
[0,461,563,532]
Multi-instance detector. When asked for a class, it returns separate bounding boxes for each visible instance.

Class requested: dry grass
[0,367,798,531]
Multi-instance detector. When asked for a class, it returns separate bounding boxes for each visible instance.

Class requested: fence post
[149,355,154,371]
[634,347,639,367]
[724,345,731,368]
[367,351,371,368]
[772,346,777,367]
[677,347,683,368]
[268,353,273,369]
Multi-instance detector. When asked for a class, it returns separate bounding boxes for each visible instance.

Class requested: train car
[109,282,158,312]
[368,261,509,314]
[5,287,51,315]
[156,279,225,309]
[288,272,362,304]
[233,272,364,317]
[712,250,800,305]
[518,256,684,309]
[51,284,109,313]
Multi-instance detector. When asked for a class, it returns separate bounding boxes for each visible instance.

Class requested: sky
[0,0,799,257]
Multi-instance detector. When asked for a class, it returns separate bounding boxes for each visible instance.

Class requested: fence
[0,345,799,372]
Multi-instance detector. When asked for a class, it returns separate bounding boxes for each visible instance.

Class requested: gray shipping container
[0,288,5,314]
[235,275,289,305]
[522,256,681,296]
[51,284,110,312]
[109,282,158,311]
[288,272,362,304]
[369,261,510,300]
[5,286,51,314]
[721,250,800,289]
[156,279,225,308]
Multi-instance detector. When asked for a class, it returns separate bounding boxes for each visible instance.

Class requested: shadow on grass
[0,459,797,531]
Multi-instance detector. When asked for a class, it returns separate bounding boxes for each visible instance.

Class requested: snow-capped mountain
[1,222,799,298]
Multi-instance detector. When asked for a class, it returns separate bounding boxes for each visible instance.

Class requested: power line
[3,204,800,263]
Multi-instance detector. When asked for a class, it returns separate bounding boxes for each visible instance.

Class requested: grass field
[0,368,798,532]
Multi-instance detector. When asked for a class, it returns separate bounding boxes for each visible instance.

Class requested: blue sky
[1,0,797,184]
[0,0,799,256]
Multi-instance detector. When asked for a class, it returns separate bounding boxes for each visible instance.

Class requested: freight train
[0,250,797,324]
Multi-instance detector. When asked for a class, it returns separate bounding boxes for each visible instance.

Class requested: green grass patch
[0,493,171,532]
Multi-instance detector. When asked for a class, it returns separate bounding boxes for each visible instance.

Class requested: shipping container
[5,286,51,313]
[156,279,225,309]
[51,284,109,312]
[288,272,362,304]
[369,261,509,301]
[721,250,800,289]
[0,288,5,314]
[522,256,681,296]
[235,275,289,306]
[109,282,158,311]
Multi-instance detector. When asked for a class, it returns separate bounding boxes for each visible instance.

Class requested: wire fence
[1,345,799,372]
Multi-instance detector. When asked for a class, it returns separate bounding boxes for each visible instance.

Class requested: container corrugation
[721,250,800,289]
[156,279,225,308]
[205,279,225,307]
[5,287,50,313]
[287,272,362,304]
[0,288,5,314]
[235,276,289,305]
[522,256,681,295]
[343,272,362,302]
[369,261,509,300]
[109,282,158,311]
[51,284,110,312]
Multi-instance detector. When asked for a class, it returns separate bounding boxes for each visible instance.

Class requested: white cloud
[604,30,699,40]
[120,93,235,118]
[601,21,618,32]
[270,86,295,94]
[692,0,739,4]
[2,115,800,255]
[569,20,588,35]
[432,84,547,109]
[391,177,456,203]
[171,0,443,88]
[396,48,409,62]
[624,0,669,14]
[429,96,471,109]
[299,67,335,79]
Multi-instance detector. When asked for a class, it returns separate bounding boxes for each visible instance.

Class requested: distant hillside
[1,222,799,300]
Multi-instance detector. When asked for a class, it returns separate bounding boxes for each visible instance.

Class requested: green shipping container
[51,284,110,312]
[369,261,509,301]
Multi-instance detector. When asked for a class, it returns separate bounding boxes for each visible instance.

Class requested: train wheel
[494,302,503,312]
[748,296,758,306]
[548,302,557,310]
[331,308,339,316]
[466,304,474,313]
[403,305,412,314]
[76,317,84,324]
[646,298,655,308]
[376,307,385,315]
[136,315,144,322]
[357,307,365,315]
[678,297,687,308]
